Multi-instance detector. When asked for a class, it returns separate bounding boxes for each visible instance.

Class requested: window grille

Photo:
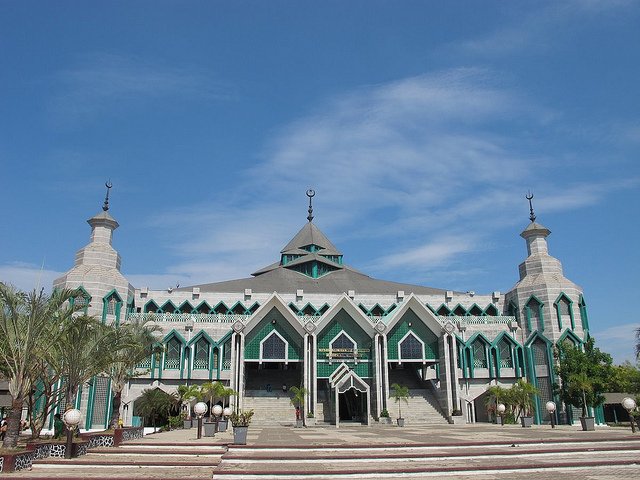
[527,298,542,329]
[558,298,571,317]
[400,334,423,359]
[212,348,219,369]
[106,296,117,315]
[222,339,232,370]
[498,339,513,368]
[164,338,181,369]
[91,376,110,427]
[331,333,355,351]
[473,341,487,368]
[194,338,209,369]
[262,333,286,359]
[532,340,548,366]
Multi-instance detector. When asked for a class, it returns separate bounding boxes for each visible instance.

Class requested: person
[0,417,7,440]
[265,383,272,392]
[282,383,287,393]
[53,413,64,439]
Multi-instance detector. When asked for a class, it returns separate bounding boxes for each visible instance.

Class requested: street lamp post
[497,403,506,426]
[213,404,223,433]
[546,401,556,429]
[621,397,637,434]
[63,409,82,459]
[223,407,232,431]
[194,402,208,439]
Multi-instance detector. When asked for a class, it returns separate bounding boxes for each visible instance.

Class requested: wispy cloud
[48,53,226,126]
[592,322,640,365]
[0,262,63,293]
[126,67,635,286]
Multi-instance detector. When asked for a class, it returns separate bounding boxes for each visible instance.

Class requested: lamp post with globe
[621,397,637,433]
[63,409,82,459]
[497,403,506,426]
[213,404,223,433]
[194,402,208,439]
[222,407,232,432]
[546,401,556,428]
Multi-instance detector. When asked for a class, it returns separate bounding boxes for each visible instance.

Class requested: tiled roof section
[182,266,447,295]
[280,222,341,255]
[520,221,550,238]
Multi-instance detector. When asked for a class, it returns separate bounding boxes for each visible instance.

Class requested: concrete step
[212,441,640,478]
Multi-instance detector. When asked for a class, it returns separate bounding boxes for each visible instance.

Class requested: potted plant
[290,385,308,428]
[379,408,391,424]
[450,408,465,425]
[229,409,254,445]
[306,411,316,427]
[511,379,538,428]
[569,373,596,431]
[177,384,201,429]
[391,383,409,427]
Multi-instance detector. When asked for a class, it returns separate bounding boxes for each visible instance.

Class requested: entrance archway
[338,388,366,422]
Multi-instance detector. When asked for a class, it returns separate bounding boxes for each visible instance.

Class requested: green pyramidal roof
[280,222,342,256]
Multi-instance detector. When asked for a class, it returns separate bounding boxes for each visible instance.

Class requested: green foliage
[200,381,236,420]
[608,362,640,394]
[167,415,182,430]
[510,379,539,418]
[554,338,613,417]
[380,408,389,418]
[136,388,177,430]
[391,383,409,419]
[289,385,308,410]
[229,409,254,427]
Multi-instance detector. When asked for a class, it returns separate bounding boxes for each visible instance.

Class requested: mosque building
[52,187,595,429]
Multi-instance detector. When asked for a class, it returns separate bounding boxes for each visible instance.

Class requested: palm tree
[177,384,202,418]
[51,314,116,408]
[107,317,161,428]
[510,379,538,420]
[135,388,176,432]
[0,284,78,448]
[391,383,410,420]
[568,372,593,418]
[636,327,640,360]
[289,386,308,425]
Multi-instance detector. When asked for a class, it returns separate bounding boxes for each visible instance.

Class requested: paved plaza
[9,422,640,479]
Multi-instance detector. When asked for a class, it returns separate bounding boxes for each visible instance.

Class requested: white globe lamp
[63,408,82,459]
[213,404,223,417]
[223,407,232,417]
[622,397,637,433]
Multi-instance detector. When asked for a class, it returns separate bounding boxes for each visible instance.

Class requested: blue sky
[1,1,639,363]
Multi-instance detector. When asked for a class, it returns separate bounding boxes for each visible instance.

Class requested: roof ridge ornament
[102,180,113,211]
[526,191,536,223]
[306,189,315,222]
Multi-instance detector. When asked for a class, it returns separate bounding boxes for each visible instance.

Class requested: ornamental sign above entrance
[318,348,369,360]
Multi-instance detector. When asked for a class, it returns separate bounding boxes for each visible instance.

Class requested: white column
[230,332,238,410]
[303,333,309,416]
[312,334,318,418]
[374,333,382,417]
[382,335,390,410]
[238,333,245,411]
[442,333,453,415]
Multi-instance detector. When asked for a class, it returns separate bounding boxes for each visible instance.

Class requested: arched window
[468,304,483,316]
[532,339,548,366]
[330,332,355,351]
[193,338,210,370]
[526,297,543,332]
[484,304,499,316]
[106,296,118,315]
[399,333,423,360]
[453,304,467,316]
[472,340,487,368]
[222,338,232,370]
[164,338,181,369]
[261,332,287,360]
[555,295,573,330]
[498,338,513,368]
[436,304,451,316]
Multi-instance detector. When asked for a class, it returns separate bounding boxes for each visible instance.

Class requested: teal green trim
[178,300,195,313]
[159,299,179,313]
[524,295,545,332]
[230,301,249,314]
[554,293,575,331]
[144,300,160,313]
[85,379,96,429]
[187,330,217,347]
[103,378,112,428]
[466,332,493,377]
[557,329,583,346]
[579,296,590,334]
[483,304,499,316]
[491,332,521,378]
[425,304,436,314]
[468,303,483,316]
[213,301,230,314]
[452,303,467,316]
[102,289,123,324]
[195,300,213,314]
[524,332,555,424]
[436,304,451,315]
[70,286,91,315]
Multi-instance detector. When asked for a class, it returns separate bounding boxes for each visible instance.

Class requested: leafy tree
[484,385,510,421]
[25,357,64,439]
[607,362,640,394]
[289,385,308,424]
[135,388,176,432]
[0,284,78,448]
[106,317,161,428]
[391,383,409,420]
[176,384,202,418]
[554,338,613,418]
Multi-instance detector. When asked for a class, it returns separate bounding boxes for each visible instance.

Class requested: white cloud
[48,53,226,126]
[0,263,63,293]
[592,323,640,365]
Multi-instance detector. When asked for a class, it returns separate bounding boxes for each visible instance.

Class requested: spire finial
[102,180,113,211]
[526,191,536,223]
[306,189,315,222]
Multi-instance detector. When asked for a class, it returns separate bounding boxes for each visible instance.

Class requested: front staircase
[387,367,448,425]
[243,391,297,426]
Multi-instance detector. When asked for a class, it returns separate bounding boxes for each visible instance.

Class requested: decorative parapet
[0,450,34,473]
[127,313,251,324]
[114,426,144,446]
